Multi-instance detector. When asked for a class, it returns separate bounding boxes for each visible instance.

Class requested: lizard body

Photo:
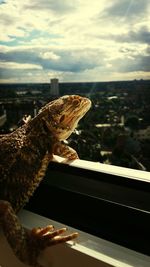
[0,95,91,266]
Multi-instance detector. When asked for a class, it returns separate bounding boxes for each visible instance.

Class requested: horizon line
[0,78,149,85]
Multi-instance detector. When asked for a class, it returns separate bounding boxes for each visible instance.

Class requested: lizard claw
[31,225,55,236]
[30,225,78,248]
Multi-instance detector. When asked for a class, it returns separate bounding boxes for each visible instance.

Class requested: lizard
[0,94,91,267]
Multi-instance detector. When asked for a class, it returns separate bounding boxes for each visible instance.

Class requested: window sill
[53,155,150,182]
[0,210,150,267]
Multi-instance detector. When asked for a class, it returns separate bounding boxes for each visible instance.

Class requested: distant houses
[15,78,60,97]
[16,90,42,96]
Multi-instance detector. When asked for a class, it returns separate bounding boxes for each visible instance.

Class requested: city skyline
[0,0,150,83]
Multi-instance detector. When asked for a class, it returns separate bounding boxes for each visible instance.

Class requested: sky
[0,0,150,83]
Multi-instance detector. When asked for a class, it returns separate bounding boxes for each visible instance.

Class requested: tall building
[50,78,59,96]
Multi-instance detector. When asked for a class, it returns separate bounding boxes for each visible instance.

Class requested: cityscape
[0,78,150,171]
[1,1,150,171]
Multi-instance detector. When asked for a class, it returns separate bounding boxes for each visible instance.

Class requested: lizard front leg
[53,142,79,161]
[0,200,78,267]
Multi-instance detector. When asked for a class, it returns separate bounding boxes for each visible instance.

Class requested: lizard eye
[60,114,65,123]
[73,99,80,106]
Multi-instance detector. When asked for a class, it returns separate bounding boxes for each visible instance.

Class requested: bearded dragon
[0,95,91,267]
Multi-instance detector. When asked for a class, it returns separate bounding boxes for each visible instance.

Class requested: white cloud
[0,62,42,70]
[40,51,60,61]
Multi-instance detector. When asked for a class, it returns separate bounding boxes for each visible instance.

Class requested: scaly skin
[0,95,91,266]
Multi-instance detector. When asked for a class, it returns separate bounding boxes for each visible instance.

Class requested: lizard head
[39,95,91,141]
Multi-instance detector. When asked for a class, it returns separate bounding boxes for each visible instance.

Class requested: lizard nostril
[60,114,65,123]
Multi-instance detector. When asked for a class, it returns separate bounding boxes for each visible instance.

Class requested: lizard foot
[30,225,78,248]
[0,200,78,267]
[53,142,79,161]
[27,226,78,266]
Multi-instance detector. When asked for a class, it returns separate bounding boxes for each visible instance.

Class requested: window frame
[26,158,150,257]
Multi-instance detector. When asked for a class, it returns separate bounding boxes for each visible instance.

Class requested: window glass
[0,0,150,171]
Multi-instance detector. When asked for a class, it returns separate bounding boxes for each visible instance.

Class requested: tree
[125,115,139,131]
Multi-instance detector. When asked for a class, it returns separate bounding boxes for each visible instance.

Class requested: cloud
[0,62,42,70]
[0,67,42,81]
[0,0,149,82]
[140,56,150,72]
[99,0,149,21]
[110,53,150,73]
[109,26,150,44]
[23,0,77,14]
[0,42,149,82]
[0,47,104,73]
[0,13,16,26]
[90,27,150,50]
[0,0,6,5]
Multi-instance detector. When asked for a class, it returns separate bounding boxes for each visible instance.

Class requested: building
[50,78,59,96]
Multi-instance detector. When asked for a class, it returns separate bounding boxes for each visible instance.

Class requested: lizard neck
[23,116,56,153]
